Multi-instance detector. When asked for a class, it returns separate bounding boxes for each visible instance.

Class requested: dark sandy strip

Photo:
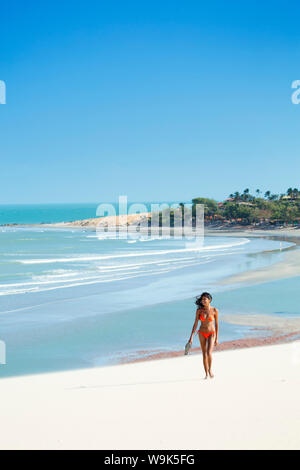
[118,330,300,365]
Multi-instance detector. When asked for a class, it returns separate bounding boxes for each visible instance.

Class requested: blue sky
[1,1,300,204]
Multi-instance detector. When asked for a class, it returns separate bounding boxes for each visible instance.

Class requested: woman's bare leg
[199,333,209,378]
[207,334,215,378]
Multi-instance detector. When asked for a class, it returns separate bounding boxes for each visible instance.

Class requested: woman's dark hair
[195,292,212,308]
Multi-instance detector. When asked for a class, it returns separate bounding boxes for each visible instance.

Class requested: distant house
[236,202,254,206]
[223,199,254,206]
[281,194,300,200]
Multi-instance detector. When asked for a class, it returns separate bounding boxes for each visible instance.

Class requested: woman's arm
[188,309,199,343]
[214,308,219,345]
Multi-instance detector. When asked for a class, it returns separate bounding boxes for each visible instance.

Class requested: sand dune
[52,212,151,228]
[0,341,299,450]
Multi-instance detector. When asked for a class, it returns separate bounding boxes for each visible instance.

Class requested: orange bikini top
[199,310,214,322]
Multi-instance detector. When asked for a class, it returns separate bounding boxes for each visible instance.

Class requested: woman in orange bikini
[187,292,219,379]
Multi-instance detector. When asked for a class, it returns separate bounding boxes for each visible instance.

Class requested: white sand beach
[1,223,300,450]
[0,340,299,450]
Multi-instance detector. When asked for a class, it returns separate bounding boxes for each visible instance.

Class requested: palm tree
[242,188,250,201]
[264,191,271,200]
[286,187,299,199]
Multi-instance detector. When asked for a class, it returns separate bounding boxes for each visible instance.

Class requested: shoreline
[2,219,300,376]
[205,228,300,287]
[3,211,300,233]
[118,329,300,366]
[4,216,300,239]
[113,227,300,367]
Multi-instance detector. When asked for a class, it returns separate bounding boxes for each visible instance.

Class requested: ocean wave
[0,269,187,296]
[16,239,250,265]
[0,258,214,296]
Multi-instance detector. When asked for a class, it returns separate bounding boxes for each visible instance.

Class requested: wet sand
[118,227,300,366]
[119,329,300,365]
[205,227,300,286]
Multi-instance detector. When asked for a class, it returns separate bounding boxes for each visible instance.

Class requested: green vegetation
[190,188,300,226]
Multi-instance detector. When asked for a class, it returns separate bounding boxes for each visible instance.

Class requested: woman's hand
[214,337,218,346]
[189,337,193,345]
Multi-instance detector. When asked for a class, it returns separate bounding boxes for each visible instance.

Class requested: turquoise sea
[0,202,183,225]
[0,204,298,378]
[0,203,100,225]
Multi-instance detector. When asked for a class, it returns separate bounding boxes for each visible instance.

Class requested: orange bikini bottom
[198,330,215,339]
